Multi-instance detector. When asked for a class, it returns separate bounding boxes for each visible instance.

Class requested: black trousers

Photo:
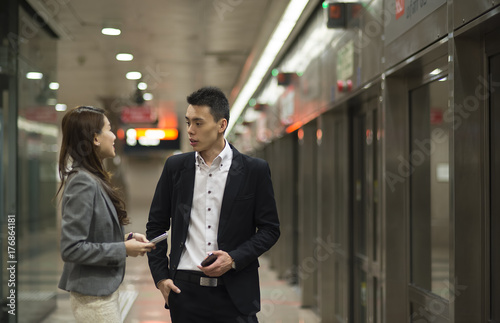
[168,276,258,323]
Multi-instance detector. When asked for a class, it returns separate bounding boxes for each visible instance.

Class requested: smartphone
[200,253,217,267]
[150,232,168,244]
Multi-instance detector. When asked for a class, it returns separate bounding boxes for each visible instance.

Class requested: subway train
[2,0,500,322]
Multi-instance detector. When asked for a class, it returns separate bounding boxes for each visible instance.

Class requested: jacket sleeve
[60,172,126,267]
[146,158,172,286]
[228,159,280,270]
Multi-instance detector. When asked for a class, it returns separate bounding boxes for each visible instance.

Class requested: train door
[352,96,382,323]
[487,32,500,323]
[408,72,450,323]
[298,122,319,308]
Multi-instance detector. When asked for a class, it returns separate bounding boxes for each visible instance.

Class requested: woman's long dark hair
[56,106,129,225]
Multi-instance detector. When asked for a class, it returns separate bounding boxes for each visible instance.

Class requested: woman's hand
[131,232,149,243]
[125,239,155,257]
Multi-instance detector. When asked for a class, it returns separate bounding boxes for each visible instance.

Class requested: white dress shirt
[177,140,233,271]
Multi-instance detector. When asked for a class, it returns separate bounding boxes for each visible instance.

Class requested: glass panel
[17,6,59,322]
[490,53,500,321]
[373,277,378,323]
[372,109,378,262]
[354,115,366,256]
[410,78,450,298]
[357,268,367,323]
[334,261,342,318]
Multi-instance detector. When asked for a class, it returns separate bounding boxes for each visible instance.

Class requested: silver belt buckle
[200,277,218,287]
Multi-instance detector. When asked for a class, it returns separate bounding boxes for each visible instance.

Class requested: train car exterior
[229,1,500,322]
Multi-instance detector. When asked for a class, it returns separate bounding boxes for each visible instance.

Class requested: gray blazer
[58,168,127,296]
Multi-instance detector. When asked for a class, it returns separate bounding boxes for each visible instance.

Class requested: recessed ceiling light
[116,53,133,61]
[26,72,43,79]
[102,27,121,36]
[49,82,59,90]
[138,82,148,90]
[143,93,153,101]
[126,71,142,80]
[55,104,67,111]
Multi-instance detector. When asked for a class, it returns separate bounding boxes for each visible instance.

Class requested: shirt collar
[195,139,232,169]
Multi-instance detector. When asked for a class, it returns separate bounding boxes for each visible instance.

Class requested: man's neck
[200,139,226,166]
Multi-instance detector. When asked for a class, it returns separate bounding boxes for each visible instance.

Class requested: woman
[56,106,154,322]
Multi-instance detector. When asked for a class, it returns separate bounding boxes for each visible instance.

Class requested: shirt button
[208,242,212,246]
[208,208,211,211]
[208,191,211,194]
[209,174,212,177]
[208,225,212,229]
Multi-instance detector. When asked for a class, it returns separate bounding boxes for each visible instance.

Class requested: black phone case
[201,253,217,267]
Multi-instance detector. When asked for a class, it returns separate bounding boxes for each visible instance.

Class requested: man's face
[185,104,225,153]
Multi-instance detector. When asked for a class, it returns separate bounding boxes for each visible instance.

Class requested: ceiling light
[226,0,310,134]
[430,68,442,75]
[143,93,153,101]
[102,27,121,36]
[116,53,133,61]
[126,71,142,80]
[138,82,148,90]
[26,72,43,79]
[49,82,59,90]
[55,104,67,111]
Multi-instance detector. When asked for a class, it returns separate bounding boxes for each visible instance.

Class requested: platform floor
[41,255,321,323]
[41,157,321,323]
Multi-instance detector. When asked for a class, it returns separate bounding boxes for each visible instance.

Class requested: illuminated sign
[124,127,180,152]
[326,2,363,29]
[120,106,157,124]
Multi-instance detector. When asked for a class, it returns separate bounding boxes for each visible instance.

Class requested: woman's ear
[94,135,101,146]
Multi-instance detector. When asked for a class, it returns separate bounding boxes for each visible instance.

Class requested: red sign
[121,106,156,124]
[23,106,58,123]
[430,108,443,125]
[396,0,405,20]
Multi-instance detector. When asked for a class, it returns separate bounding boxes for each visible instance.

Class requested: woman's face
[94,116,116,160]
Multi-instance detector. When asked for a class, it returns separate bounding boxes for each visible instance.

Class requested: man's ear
[219,119,228,133]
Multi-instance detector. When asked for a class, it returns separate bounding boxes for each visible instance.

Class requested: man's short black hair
[186,86,230,124]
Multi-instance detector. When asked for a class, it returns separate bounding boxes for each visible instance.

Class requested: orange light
[117,128,125,140]
[297,128,304,140]
[316,129,323,141]
[329,4,342,19]
[134,128,178,140]
[286,121,303,134]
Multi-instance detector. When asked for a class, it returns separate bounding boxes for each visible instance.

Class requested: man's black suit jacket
[147,144,280,315]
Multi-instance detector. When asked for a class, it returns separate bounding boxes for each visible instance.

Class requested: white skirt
[70,290,121,323]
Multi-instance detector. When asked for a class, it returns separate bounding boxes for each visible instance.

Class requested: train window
[409,78,450,298]
[489,52,500,321]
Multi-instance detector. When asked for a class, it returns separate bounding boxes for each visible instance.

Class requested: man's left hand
[197,250,233,277]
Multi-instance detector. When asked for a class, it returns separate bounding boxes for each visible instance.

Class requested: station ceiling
[47,0,291,122]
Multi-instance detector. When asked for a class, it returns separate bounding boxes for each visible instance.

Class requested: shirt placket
[205,162,218,253]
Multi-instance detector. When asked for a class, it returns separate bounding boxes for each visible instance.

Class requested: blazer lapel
[76,167,121,229]
[218,146,245,237]
[100,188,121,228]
[178,154,196,229]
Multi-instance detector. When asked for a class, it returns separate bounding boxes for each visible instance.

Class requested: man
[146,86,280,322]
